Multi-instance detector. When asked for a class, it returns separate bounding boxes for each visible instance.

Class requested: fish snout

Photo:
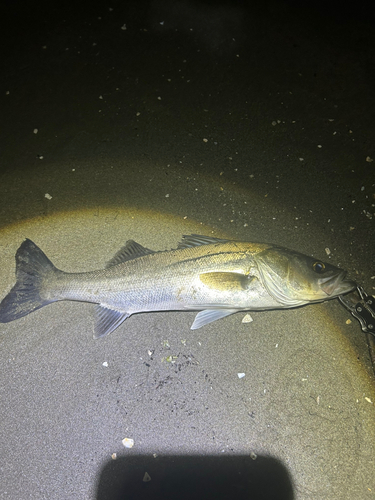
[319,271,356,296]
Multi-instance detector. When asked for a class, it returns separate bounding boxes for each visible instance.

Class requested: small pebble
[143,472,151,482]
[122,438,134,448]
[242,314,253,323]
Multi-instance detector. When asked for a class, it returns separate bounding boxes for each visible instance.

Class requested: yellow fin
[199,272,255,291]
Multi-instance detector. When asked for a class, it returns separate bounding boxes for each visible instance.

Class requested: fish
[0,234,356,338]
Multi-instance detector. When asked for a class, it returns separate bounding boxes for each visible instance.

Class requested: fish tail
[0,239,58,323]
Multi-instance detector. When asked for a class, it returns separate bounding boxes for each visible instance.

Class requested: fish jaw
[318,272,356,296]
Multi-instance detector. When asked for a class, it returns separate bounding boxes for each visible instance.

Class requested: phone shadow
[96,453,294,500]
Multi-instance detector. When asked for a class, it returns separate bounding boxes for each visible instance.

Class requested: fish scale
[0,234,356,338]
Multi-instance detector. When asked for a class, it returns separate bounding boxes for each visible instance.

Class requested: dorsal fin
[177,234,229,249]
[106,240,155,268]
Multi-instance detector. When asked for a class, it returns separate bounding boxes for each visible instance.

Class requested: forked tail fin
[0,239,58,323]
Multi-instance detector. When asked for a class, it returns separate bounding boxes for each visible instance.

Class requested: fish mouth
[319,271,356,296]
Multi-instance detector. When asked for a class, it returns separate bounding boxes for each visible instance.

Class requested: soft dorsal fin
[177,234,229,249]
[106,240,155,268]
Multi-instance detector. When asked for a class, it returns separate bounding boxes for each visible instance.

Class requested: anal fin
[94,305,130,338]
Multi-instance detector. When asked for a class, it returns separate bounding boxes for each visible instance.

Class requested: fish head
[255,246,356,307]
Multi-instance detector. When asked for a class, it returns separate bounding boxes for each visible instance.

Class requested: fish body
[0,234,356,337]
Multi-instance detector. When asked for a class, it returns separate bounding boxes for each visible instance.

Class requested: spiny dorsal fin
[177,234,229,249]
[106,240,155,268]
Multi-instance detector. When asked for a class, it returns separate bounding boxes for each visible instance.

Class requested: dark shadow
[96,454,294,500]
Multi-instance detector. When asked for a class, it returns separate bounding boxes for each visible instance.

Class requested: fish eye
[312,261,325,273]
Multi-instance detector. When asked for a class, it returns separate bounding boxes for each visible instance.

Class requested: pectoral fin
[94,305,130,338]
[199,272,255,291]
[191,308,239,330]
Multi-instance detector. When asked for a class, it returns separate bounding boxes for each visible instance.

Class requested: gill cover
[255,246,345,306]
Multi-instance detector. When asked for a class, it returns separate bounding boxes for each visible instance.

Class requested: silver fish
[0,234,356,337]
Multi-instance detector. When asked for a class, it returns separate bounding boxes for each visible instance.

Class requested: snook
[0,234,356,337]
